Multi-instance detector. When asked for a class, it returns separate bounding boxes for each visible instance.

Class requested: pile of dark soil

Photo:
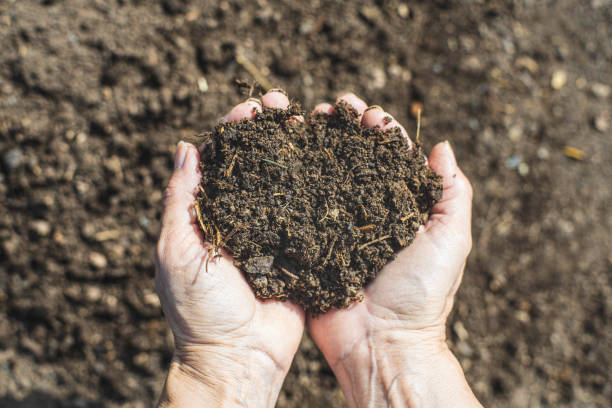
[196,102,442,313]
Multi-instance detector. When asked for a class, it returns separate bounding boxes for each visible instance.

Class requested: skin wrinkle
[162,183,197,213]
[386,369,411,405]
[366,301,442,332]
[343,343,362,408]
[174,309,290,370]
[331,305,450,408]
[192,249,211,284]
[174,237,204,269]
[446,262,466,299]
[174,339,285,407]
[367,333,377,408]
[367,283,429,321]
[240,316,254,407]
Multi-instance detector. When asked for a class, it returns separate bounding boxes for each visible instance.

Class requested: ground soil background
[0,0,610,407]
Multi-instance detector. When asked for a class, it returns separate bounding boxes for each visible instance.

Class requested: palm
[308,227,466,366]
[365,228,466,329]
[156,224,304,369]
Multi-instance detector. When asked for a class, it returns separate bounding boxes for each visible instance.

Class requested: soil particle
[195,101,442,314]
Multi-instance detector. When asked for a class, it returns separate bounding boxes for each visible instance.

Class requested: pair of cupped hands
[155,90,479,407]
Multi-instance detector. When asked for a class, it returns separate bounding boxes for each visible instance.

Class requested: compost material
[196,102,442,314]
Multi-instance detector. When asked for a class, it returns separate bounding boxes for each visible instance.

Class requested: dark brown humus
[195,102,442,314]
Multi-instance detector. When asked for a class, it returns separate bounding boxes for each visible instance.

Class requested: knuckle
[155,237,166,265]
[456,171,473,200]
[465,180,474,200]
[465,233,473,254]
[162,177,181,207]
[162,186,173,207]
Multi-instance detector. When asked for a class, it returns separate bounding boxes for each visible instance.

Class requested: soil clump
[196,101,442,314]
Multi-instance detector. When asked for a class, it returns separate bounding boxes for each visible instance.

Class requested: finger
[336,93,368,120]
[312,102,334,115]
[362,106,412,147]
[425,141,473,253]
[220,98,262,123]
[261,89,290,109]
[160,142,202,235]
[262,89,305,123]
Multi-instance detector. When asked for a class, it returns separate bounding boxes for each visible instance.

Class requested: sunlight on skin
[157,90,480,407]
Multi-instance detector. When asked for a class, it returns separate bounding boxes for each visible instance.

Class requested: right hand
[308,94,478,407]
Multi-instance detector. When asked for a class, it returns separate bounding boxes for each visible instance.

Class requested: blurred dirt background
[0,0,610,407]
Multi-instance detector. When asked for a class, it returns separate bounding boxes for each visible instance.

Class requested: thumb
[425,141,473,254]
[160,141,202,234]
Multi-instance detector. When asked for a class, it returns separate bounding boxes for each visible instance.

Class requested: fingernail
[364,105,384,113]
[267,88,288,96]
[338,92,357,100]
[246,97,262,107]
[175,141,187,169]
[246,98,263,116]
[444,140,457,166]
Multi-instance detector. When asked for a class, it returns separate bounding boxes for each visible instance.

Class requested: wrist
[159,344,288,408]
[332,329,480,408]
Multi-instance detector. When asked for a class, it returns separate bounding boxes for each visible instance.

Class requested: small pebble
[453,321,469,341]
[197,77,208,93]
[468,118,479,130]
[515,56,538,73]
[591,83,612,99]
[536,146,550,160]
[81,223,96,239]
[139,215,150,228]
[387,64,402,77]
[458,341,474,357]
[518,162,529,176]
[103,294,118,308]
[397,3,409,18]
[594,111,610,132]
[515,310,530,323]
[76,132,88,144]
[505,155,521,169]
[551,70,567,90]
[2,148,24,171]
[30,220,51,237]
[370,67,386,89]
[299,21,314,35]
[143,290,161,307]
[89,252,108,269]
[86,286,102,302]
[359,6,381,23]
[460,55,483,73]
[508,125,522,142]
[591,82,611,99]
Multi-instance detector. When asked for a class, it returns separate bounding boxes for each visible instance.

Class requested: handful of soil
[195,102,442,314]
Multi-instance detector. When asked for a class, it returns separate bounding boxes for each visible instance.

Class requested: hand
[155,90,305,407]
[308,94,481,407]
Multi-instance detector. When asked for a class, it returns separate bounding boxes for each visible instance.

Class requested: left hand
[155,90,305,407]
